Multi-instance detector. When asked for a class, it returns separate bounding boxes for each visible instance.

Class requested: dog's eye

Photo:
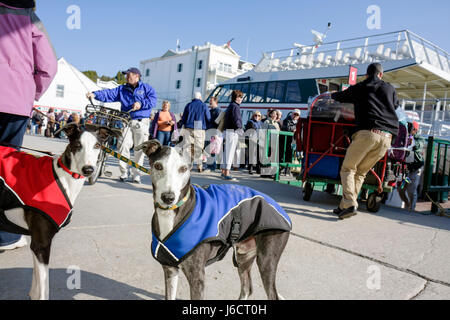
[154,163,163,171]
[94,143,101,149]
[179,166,188,173]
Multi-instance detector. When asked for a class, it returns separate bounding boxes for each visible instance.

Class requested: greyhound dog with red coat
[0,123,115,300]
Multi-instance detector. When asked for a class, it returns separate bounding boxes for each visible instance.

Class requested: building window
[176,80,181,89]
[218,62,232,73]
[178,63,183,72]
[198,60,203,70]
[196,78,201,88]
[56,85,64,98]
[146,69,150,77]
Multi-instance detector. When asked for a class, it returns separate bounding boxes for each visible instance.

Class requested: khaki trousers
[340,130,392,210]
[118,118,150,178]
[184,128,206,169]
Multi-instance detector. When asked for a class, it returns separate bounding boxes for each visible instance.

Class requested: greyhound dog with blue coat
[136,140,292,300]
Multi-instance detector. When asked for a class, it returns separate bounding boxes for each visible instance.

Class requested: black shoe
[338,207,357,220]
[333,207,344,215]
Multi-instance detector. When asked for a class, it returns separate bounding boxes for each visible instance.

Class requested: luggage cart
[295,94,394,213]
[84,104,131,185]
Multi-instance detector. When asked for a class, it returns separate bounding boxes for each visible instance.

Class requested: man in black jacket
[331,63,399,220]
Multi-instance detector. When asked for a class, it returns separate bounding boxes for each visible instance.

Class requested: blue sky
[37,0,450,77]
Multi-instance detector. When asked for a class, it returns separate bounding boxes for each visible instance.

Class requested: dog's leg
[235,237,257,300]
[30,252,50,300]
[181,249,208,300]
[163,266,179,300]
[255,231,290,300]
[25,211,57,300]
[29,253,39,299]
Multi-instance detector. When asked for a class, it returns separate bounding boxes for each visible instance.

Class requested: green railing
[262,130,302,185]
[423,136,450,213]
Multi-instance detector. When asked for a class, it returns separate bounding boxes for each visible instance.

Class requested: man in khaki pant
[331,63,399,220]
[180,92,211,172]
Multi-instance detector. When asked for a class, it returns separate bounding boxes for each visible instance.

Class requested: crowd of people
[0,0,426,252]
[28,108,81,138]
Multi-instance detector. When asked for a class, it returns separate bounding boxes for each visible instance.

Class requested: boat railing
[401,98,450,138]
[256,30,450,75]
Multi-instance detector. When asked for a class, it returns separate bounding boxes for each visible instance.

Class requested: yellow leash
[101,145,150,175]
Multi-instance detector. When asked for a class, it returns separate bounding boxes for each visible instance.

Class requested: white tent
[34,57,120,115]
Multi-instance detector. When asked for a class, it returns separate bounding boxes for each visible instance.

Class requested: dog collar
[57,158,85,180]
[155,188,191,211]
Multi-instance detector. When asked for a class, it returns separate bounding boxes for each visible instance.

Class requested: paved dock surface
[1,135,450,300]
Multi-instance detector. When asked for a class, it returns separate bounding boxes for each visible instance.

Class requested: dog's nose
[82,166,95,176]
[161,192,176,205]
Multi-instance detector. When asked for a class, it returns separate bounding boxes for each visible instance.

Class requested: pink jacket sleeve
[31,12,57,100]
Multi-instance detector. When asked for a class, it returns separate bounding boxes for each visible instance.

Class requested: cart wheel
[303,182,313,201]
[325,183,336,194]
[88,149,106,185]
[367,192,381,213]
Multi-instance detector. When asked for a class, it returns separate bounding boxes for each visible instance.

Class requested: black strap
[0,209,31,236]
[0,142,54,156]
[230,210,241,244]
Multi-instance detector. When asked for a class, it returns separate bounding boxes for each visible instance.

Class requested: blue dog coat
[151,184,292,267]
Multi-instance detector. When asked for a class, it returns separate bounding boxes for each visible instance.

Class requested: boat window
[240,83,249,102]
[249,83,266,103]
[230,83,250,103]
[218,85,233,103]
[329,83,340,92]
[266,82,286,103]
[205,86,222,103]
[285,81,302,103]
[318,84,328,94]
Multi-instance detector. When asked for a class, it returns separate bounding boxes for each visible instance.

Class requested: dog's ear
[60,123,81,141]
[96,127,119,142]
[135,140,162,158]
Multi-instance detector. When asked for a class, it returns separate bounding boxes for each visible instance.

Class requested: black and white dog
[0,123,115,300]
[137,140,292,300]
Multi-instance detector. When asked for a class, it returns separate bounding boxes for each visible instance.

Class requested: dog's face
[62,123,116,177]
[136,140,191,207]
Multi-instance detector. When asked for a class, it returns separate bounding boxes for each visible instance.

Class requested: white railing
[401,98,450,139]
[255,30,450,75]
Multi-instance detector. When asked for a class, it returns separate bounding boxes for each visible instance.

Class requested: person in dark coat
[221,90,243,180]
[180,92,211,172]
[331,63,399,220]
[281,109,301,175]
[245,111,263,175]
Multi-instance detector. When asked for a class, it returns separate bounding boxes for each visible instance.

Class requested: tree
[115,71,126,85]
[82,70,99,83]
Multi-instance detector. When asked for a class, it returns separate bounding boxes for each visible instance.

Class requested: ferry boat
[206,30,450,138]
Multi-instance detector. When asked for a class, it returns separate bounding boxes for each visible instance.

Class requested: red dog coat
[0,146,73,234]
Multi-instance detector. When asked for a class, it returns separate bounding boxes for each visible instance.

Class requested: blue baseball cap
[122,67,142,77]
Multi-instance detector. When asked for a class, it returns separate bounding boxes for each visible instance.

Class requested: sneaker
[333,207,344,215]
[119,174,128,182]
[223,175,237,181]
[338,207,357,220]
[132,176,141,184]
[0,235,28,251]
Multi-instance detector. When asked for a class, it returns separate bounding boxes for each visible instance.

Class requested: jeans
[398,169,422,211]
[156,130,172,146]
[0,112,28,246]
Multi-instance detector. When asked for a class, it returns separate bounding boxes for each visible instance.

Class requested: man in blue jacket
[87,68,157,183]
[181,92,211,172]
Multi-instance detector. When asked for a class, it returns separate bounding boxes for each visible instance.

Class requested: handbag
[216,111,226,133]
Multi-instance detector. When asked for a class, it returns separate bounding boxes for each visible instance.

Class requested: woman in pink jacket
[0,0,57,251]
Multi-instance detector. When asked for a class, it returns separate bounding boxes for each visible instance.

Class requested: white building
[34,57,120,115]
[140,42,254,113]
